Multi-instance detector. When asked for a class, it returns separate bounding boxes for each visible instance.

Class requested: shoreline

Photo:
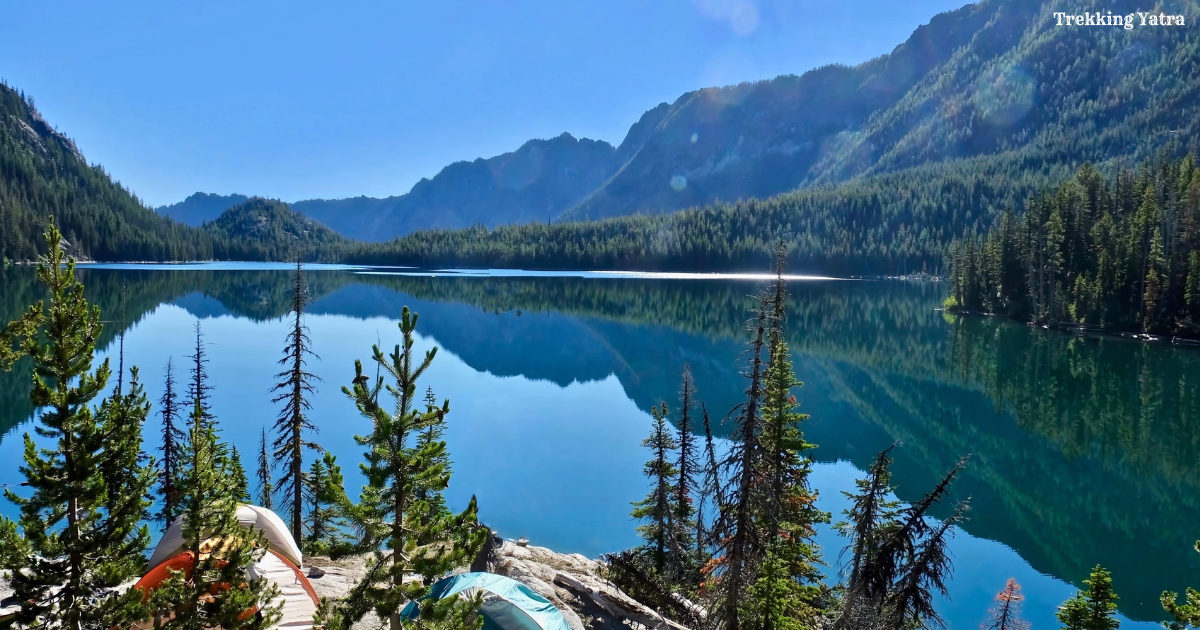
[940,308,1200,346]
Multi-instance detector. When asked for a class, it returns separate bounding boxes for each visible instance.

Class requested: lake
[0,263,1197,630]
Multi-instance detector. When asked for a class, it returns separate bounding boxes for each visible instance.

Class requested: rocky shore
[307,536,691,630]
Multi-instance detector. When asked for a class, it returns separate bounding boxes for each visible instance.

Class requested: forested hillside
[204,197,348,261]
[0,82,348,263]
[341,0,1200,272]
[157,192,249,226]
[163,133,621,241]
[0,82,232,262]
[946,154,1200,337]
[564,0,1200,221]
[343,154,1069,274]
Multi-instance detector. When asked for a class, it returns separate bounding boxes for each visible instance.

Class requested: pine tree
[416,386,450,522]
[672,366,700,584]
[631,402,680,576]
[272,259,322,543]
[230,445,250,502]
[712,294,771,630]
[158,357,186,529]
[0,222,154,627]
[697,403,722,576]
[304,451,353,557]
[834,448,970,630]
[986,578,1029,630]
[257,427,274,509]
[746,327,829,629]
[187,321,215,430]
[147,394,282,629]
[1058,565,1120,630]
[316,307,486,630]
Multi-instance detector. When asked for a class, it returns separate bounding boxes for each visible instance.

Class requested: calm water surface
[0,263,1197,630]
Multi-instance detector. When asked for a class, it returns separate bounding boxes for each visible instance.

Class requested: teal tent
[401,572,571,630]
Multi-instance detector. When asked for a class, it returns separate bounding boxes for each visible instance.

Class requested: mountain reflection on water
[0,264,1196,626]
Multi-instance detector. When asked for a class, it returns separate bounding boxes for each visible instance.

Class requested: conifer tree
[304,451,354,557]
[257,427,274,509]
[696,403,722,575]
[711,294,770,630]
[316,307,486,630]
[159,357,186,529]
[1058,565,1120,630]
[0,223,154,627]
[272,259,321,543]
[147,393,282,629]
[416,386,450,521]
[631,402,680,576]
[746,316,829,629]
[187,321,214,430]
[986,578,1029,630]
[834,448,970,630]
[231,445,250,502]
[672,366,700,584]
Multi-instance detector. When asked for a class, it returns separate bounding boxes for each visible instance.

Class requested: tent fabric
[148,504,304,569]
[401,572,571,630]
[253,549,319,629]
[130,549,318,630]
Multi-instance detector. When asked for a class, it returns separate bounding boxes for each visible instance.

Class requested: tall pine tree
[672,366,700,585]
[271,260,321,543]
[316,307,486,630]
[158,357,186,530]
[631,402,680,577]
[0,222,154,627]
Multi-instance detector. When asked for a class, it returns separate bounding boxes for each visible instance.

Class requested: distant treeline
[946,155,1200,337]
[342,155,1073,275]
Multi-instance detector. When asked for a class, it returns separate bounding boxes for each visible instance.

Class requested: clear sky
[0,0,970,207]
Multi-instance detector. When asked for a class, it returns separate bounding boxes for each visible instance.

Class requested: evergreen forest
[2,229,1200,628]
[946,155,1200,337]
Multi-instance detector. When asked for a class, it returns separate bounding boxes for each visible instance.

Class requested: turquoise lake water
[1,263,1197,629]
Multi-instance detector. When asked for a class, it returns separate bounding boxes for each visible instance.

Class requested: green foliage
[835,447,969,630]
[205,198,348,261]
[0,82,349,263]
[257,427,274,510]
[158,357,186,529]
[948,156,1200,336]
[1057,565,1119,630]
[148,390,282,629]
[631,402,681,576]
[271,260,322,542]
[303,451,355,557]
[316,307,486,630]
[230,445,250,502]
[745,330,829,630]
[0,223,154,627]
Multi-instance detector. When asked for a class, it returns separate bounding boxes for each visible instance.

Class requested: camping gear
[401,572,571,630]
[136,504,319,629]
[149,504,303,569]
[131,548,318,629]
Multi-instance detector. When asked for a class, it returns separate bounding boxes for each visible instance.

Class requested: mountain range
[6,0,1200,266]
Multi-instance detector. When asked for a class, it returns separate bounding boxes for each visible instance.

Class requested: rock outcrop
[307,539,693,630]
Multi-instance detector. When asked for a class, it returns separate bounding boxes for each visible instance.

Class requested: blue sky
[0,0,969,207]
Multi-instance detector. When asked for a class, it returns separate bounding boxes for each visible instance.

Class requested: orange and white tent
[136,504,320,629]
[150,504,304,569]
